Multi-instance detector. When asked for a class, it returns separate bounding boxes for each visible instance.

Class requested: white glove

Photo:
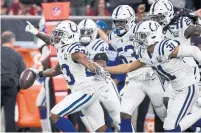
[95,67,109,78]
[25,21,38,35]
[28,68,39,78]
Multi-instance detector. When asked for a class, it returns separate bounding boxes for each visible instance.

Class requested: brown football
[19,69,36,90]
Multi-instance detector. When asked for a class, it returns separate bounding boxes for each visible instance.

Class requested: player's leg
[120,81,146,132]
[98,79,121,131]
[164,84,200,132]
[50,91,94,132]
[36,86,51,132]
[81,99,112,132]
[146,76,167,122]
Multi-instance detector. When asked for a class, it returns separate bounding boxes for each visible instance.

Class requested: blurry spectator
[1,0,8,15]
[1,31,26,132]
[8,0,21,15]
[119,0,143,12]
[88,0,110,16]
[70,0,89,16]
[136,4,146,22]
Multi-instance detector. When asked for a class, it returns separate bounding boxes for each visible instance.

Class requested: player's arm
[39,63,62,77]
[71,52,96,72]
[36,33,52,44]
[25,21,52,44]
[104,60,145,74]
[184,25,201,38]
[170,45,201,63]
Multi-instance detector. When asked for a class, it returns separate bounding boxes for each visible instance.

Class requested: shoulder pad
[158,39,180,56]
[66,43,86,54]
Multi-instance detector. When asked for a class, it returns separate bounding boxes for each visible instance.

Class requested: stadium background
[1,0,201,132]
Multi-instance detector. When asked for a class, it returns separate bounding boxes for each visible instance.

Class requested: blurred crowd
[1,0,200,16]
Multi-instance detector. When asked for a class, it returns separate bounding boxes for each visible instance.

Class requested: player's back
[109,27,154,80]
[57,43,93,86]
[140,39,196,90]
[86,38,109,60]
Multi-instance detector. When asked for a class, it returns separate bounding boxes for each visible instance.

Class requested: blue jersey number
[154,65,176,81]
[117,45,139,64]
[61,64,75,85]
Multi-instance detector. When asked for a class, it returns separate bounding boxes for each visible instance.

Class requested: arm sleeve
[177,45,201,63]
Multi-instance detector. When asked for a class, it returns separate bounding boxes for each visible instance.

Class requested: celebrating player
[78,19,121,132]
[25,20,112,132]
[100,20,201,132]
[109,5,167,132]
[149,0,201,130]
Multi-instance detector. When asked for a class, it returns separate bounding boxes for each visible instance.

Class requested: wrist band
[39,71,43,77]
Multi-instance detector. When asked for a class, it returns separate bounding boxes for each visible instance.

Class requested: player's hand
[28,68,39,78]
[92,62,110,78]
[25,21,38,35]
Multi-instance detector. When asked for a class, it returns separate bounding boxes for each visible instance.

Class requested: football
[19,69,36,90]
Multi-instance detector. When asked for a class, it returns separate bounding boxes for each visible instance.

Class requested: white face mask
[80,36,91,45]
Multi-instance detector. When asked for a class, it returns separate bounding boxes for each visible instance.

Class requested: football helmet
[133,20,163,48]
[51,20,80,49]
[149,0,174,27]
[78,19,98,45]
[112,5,135,35]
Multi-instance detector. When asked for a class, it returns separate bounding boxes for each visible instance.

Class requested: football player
[78,19,121,132]
[25,20,112,132]
[149,0,201,130]
[109,5,167,132]
[100,20,201,132]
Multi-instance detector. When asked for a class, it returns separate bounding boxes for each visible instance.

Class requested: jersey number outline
[166,42,176,52]
[61,64,75,85]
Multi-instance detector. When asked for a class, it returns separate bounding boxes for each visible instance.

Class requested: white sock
[179,108,201,131]
[41,119,51,132]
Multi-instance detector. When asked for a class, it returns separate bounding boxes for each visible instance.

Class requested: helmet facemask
[150,13,166,25]
[113,16,134,36]
[51,29,74,48]
[133,32,152,49]
[80,28,94,46]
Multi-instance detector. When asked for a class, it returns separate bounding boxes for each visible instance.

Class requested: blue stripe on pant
[58,94,92,116]
[175,85,195,127]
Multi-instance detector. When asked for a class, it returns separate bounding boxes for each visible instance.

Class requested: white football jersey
[109,26,155,80]
[139,39,196,90]
[57,43,93,86]
[164,16,197,66]
[86,38,109,60]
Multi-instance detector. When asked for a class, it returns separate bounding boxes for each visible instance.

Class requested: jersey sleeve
[159,39,180,57]
[180,17,193,36]
[66,43,86,54]
[92,39,109,53]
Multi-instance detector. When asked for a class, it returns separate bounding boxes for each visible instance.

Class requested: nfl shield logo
[52,7,61,16]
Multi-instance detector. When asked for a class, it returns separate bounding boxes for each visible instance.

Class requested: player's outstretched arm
[105,60,145,74]
[39,63,62,77]
[171,45,201,63]
[25,21,52,44]
[71,52,97,71]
